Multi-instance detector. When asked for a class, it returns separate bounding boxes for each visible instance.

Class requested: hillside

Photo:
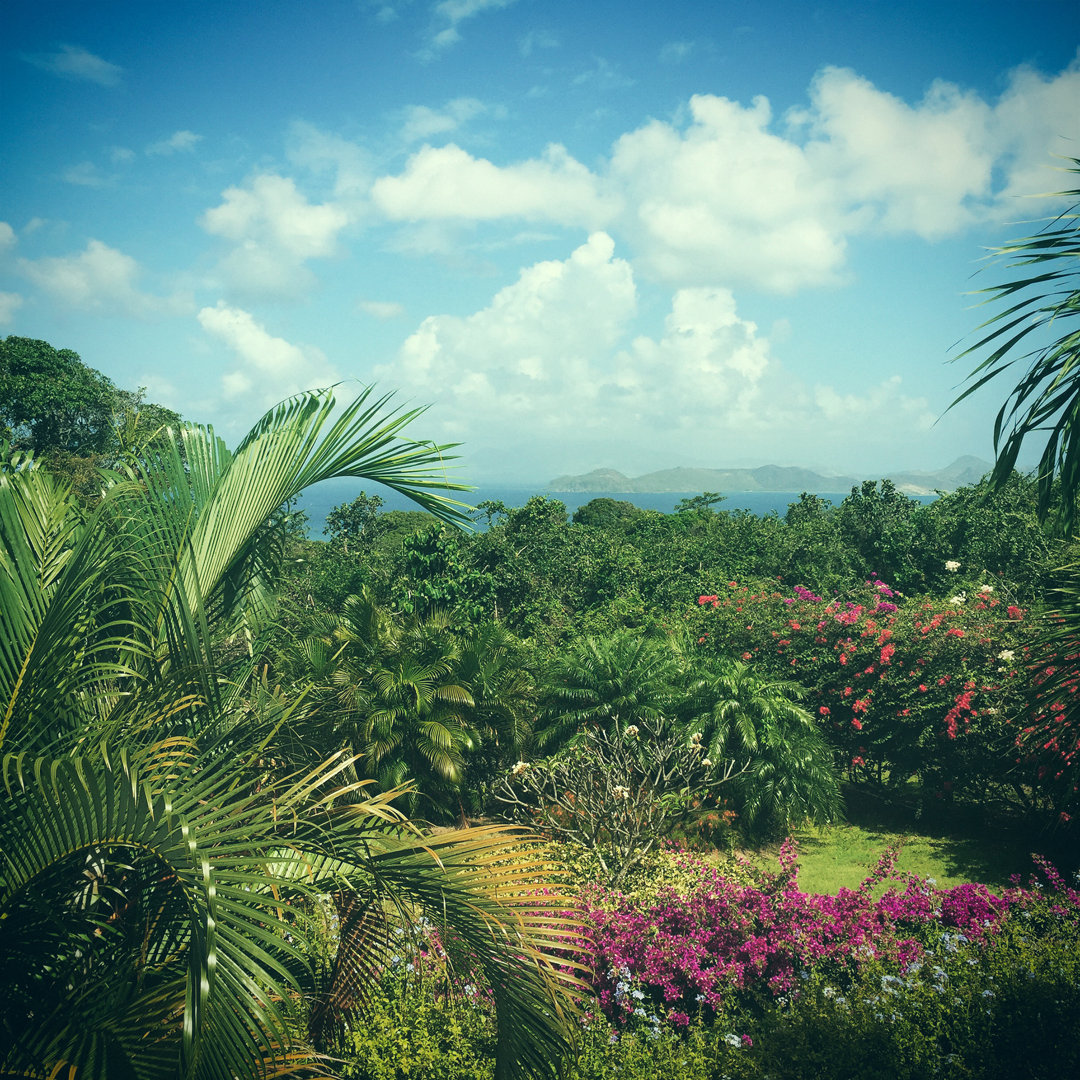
[548,457,992,495]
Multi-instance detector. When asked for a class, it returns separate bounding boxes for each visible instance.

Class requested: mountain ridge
[548,456,992,496]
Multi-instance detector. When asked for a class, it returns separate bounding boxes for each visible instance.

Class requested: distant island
[548,456,992,497]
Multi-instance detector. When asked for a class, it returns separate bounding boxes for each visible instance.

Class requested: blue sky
[2,0,1078,483]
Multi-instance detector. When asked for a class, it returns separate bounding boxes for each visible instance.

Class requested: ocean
[294,477,934,537]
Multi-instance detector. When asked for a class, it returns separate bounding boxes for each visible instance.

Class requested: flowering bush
[686,576,1039,809]
[583,842,1080,1035]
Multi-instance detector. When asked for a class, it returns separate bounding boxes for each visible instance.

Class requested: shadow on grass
[762,782,1070,894]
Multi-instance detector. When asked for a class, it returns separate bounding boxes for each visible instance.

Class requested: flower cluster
[686,576,1037,805]
[583,842,1079,1032]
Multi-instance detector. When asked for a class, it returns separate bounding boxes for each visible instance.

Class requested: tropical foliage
[952,157,1080,533]
[0,388,583,1080]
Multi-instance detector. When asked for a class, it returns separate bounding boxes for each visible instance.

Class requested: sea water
[295,477,932,537]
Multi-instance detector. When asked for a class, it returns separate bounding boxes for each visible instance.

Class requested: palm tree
[535,630,680,751]
[684,656,841,833]
[952,156,1080,533]
[0,388,583,1080]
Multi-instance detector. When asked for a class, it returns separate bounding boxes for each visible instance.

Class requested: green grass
[777,820,1033,894]
[739,785,1050,895]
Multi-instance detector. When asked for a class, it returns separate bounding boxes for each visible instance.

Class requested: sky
[1,0,1078,485]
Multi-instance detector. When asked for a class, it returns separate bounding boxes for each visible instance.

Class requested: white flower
[950,593,966,606]
[997,649,1015,662]
[624,725,639,738]
[945,560,961,572]
[979,584,994,594]
[510,760,529,776]
[689,731,704,750]
[702,758,713,767]
[612,784,630,799]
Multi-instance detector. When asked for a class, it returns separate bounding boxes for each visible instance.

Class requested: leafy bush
[688,577,1039,813]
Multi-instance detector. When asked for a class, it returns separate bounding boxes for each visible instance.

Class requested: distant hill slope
[548,457,993,496]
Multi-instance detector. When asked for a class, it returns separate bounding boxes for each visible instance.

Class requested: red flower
[819,706,830,716]
[852,718,863,730]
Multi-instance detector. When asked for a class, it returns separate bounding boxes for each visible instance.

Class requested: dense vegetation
[2,161,1079,1078]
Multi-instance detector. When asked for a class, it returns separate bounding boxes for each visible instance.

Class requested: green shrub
[729,907,1080,1080]
[335,969,496,1080]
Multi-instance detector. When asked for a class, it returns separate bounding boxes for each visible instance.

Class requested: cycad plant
[684,656,841,833]
[535,630,680,752]
[0,388,583,1080]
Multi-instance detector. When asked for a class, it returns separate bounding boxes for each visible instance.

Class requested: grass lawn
[743,785,1055,895]
[778,820,1034,894]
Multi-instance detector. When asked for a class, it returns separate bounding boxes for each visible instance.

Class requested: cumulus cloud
[378,233,635,438]
[201,174,350,296]
[372,142,617,226]
[197,302,341,404]
[286,122,373,199]
[610,92,853,291]
[369,57,1080,292]
[616,288,772,426]
[19,240,189,317]
[24,44,123,86]
[0,223,16,252]
[147,130,203,155]
[399,98,487,143]
[375,233,942,474]
[0,293,23,324]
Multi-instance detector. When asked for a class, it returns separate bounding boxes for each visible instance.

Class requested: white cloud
[367,58,1080,294]
[616,288,771,426]
[795,67,995,237]
[19,240,190,317]
[358,299,406,319]
[24,44,123,87]
[985,56,1080,202]
[63,161,112,187]
[197,302,341,404]
[610,93,852,291]
[423,0,516,56]
[375,233,943,474]
[659,41,696,64]
[399,98,486,143]
[111,146,136,164]
[379,233,635,437]
[286,122,373,199]
[519,29,558,57]
[372,142,616,226]
[200,174,350,296]
[0,223,15,252]
[147,130,203,156]
[0,292,23,324]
